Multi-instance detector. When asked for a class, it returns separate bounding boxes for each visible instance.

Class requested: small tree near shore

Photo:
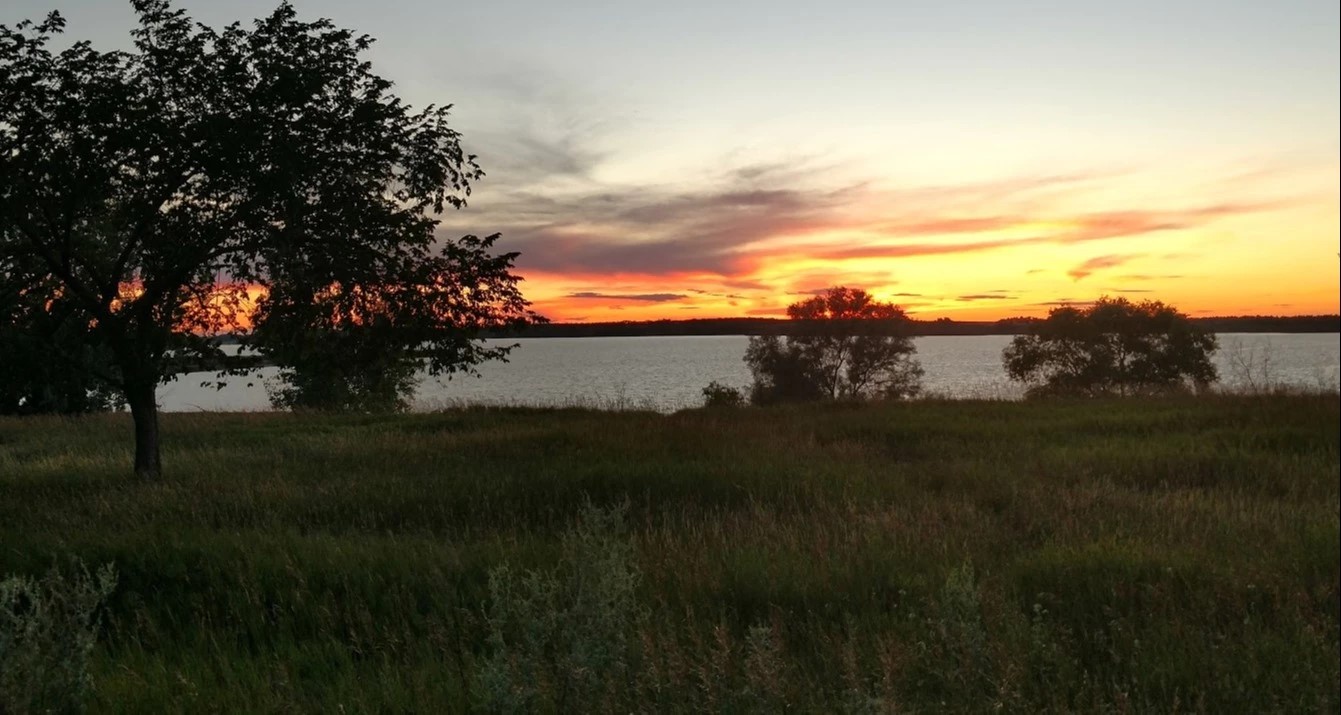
[1002,296,1218,397]
[745,287,923,404]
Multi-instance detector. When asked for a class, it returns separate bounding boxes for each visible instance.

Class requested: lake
[156,333,1341,412]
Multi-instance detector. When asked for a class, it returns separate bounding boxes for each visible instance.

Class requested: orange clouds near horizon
[144,163,1337,329]
[432,155,1338,324]
[510,200,1337,322]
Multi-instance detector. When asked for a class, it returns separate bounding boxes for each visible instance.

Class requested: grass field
[1,395,1338,713]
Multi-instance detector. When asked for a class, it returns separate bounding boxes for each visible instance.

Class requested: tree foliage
[0,2,536,475]
[1002,296,1218,397]
[1,259,121,414]
[745,287,922,404]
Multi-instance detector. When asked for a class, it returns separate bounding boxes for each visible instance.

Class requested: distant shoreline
[211,314,1340,345]
[486,314,1341,339]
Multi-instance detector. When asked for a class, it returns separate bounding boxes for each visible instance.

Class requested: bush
[475,502,645,713]
[265,352,420,413]
[701,381,745,408]
[1,561,117,714]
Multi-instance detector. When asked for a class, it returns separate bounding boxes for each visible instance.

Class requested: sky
[9,0,1339,322]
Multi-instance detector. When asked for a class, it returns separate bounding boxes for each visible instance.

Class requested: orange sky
[39,1,1338,326]
[441,159,1340,323]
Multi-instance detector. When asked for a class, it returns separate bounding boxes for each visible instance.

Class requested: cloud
[438,102,1284,292]
[957,293,1017,301]
[778,203,1266,267]
[689,288,747,299]
[1028,298,1094,307]
[443,167,1162,278]
[565,291,687,302]
[1068,254,1141,281]
[1114,273,1185,282]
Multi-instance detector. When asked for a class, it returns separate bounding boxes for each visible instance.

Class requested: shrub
[701,381,745,408]
[0,561,117,714]
[475,502,645,713]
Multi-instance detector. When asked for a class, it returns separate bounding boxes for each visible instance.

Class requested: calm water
[157,333,1341,412]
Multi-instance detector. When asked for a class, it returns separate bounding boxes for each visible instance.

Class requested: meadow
[1,395,1338,713]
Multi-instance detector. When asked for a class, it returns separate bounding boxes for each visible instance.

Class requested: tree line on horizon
[486,312,1341,339]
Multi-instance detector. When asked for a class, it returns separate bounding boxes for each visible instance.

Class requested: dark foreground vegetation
[2,395,1338,713]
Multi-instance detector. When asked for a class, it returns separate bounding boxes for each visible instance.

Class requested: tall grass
[1,561,117,713]
[0,394,1337,711]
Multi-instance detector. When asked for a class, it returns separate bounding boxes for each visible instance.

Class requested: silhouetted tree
[253,233,533,413]
[0,256,121,414]
[1002,296,1218,397]
[745,287,922,404]
[0,2,536,476]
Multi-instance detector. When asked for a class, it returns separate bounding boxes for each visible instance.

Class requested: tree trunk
[127,380,161,479]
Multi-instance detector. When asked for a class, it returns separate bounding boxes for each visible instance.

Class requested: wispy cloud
[427,91,1323,322]
[1034,298,1096,307]
[443,104,1284,288]
[1068,254,1142,281]
[1114,273,1185,282]
[957,292,1018,302]
[565,291,687,302]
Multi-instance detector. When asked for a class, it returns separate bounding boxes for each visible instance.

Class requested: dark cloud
[689,289,747,299]
[444,177,857,276]
[442,168,1133,277]
[486,133,605,182]
[721,278,772,292]
[464,195,1258,281]
[957,293,1017,302]
[1111,288,1155,293]
[566,291,687,302]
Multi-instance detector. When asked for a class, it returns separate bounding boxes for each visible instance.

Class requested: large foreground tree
[745,287,923,404]
[1003,296,1218,397]
[0,2,536,477]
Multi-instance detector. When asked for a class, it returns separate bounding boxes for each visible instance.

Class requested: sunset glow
[30,0,1338,324]
[478,167,1339,322]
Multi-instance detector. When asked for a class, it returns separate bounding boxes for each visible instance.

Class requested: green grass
[1,395,1337,712]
